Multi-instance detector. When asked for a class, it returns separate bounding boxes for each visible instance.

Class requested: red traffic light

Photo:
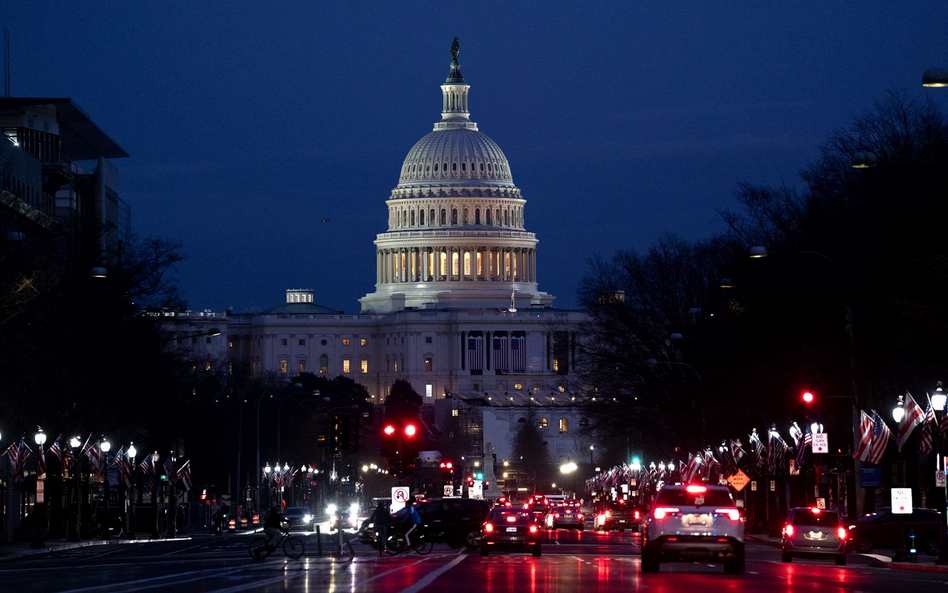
[383,424,396,436]
[404,424,417,437]
[802,391,815,404]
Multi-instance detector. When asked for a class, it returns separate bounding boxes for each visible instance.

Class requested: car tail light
[554,513,560,518]
[529,525,538,533]
[484,523,494,533]
[505,502,512,507]
[506,515,517,523]
[837,527,847,539]
[715,508,740,521]
[783,524,794,537]
[686,485,707,494]
[577,513,583,519]
[653,507,679,520]
[810,507,821,514]
[634,510,640,520]
[605,510,611,517]
[523,503,530,510]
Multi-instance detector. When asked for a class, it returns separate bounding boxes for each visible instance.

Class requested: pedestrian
[212,508,223,535]
[373,501,391,556]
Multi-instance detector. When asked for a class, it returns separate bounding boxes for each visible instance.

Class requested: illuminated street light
[893,395,905,423]
[100,439,111,453]
[34,428,47,446]
[560,462,578,474]
[70,436,82,449]
[932,382,947,412]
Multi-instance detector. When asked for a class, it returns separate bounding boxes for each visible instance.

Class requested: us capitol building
[166,41,591,465]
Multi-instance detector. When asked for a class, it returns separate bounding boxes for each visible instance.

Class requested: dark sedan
[481,508,542,556]
[848,507,943,554]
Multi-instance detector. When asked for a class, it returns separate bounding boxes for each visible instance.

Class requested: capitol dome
[360,39,554,314]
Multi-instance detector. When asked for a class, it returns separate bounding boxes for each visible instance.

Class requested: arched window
[410,210,415,226]
[441,209,447,225]
[480,162,485,171]
[579,418,589,427]
[538,417,548,429]
[462,162,467,171]
[452,209,458,225]
[464,251,471,275]
[485,209,491,225]
[434,163,439,171]
[319,354,329,373]
[495,209,501,225]
[430,209,436,225]
[475,209,481,224]
[419,209,425,225]
[452,162,457,171]
[452,251,460,275]
[559,418,569,432]
[463,208,469,224]
[504,210,509,226]
[517,417,526,424]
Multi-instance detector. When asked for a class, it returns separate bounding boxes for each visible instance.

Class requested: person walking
[373,501,391,556]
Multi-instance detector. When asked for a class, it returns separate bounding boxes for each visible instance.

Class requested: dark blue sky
[4,3,946,312]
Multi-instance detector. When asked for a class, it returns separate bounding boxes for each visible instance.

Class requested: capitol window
[420,210,425,225]
[280,359,288,374]
[452,162,457,171]
[361,358,368,374]
[298,359,306,373]
[425,357,432,372]
[343,358,351,374]
[410,211,415,226]
[486,209,491,225]
[475,209,480,224]
[461,162,466,171]
[343,338,350,346]
[452,251,460,275]
[480,162,484,171]
[441,209,446,225]
[470,161,475,172]
[463,208,469,224]
[451,209,457,225]
[514,383,523,390]
[361,338,367,346]
[430,209,435,225]
[434,163,439,171]
[538,417,548,429]
[440,251,447,275]
[559,418,569,432]
[319,354,328,373]
[464,252,471,276]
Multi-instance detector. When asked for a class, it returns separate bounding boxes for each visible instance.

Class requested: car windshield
[285,507,308,515]
[791,510,839,527]
[654,487,732,507]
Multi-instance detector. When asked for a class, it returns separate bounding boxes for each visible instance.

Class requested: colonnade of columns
[376,246,537,285]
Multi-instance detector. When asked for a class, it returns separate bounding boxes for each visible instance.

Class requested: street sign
[891,487,913,514]
[750,480,757,492]
[391,486,410,512]
[727,469,750,492]
[936,470,946,488]
[443,485,455,497]
[816,498,826,509]
[860,467,882,487]
[812,433,829,454]
[471,480,484,500]
[770,480,776,492]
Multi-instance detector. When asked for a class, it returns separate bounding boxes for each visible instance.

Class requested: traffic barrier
[228,519,236,532]
[240,517,248,528]
[252,514,259,526]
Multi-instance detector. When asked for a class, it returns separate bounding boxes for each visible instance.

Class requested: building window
[426,384,433,398]
[559,418,569,432]
[452,251,459,275]
[533,383,541,392]
[426,336,432,344]
[320,354,329,373]
[463,252,471,275]
[538,417,548,429]
[475,209,481,224]
[451,209,458,225]
[514,383,523,390]
[228,340,234,349]
[452,409,459,417]
[298,359,306,373]
[425,357,433,372]
[486,209,492,225]
[280,339,287,346]
[579,418,589,427]
[441,209,446,225]
[343,338,350,346]
[518,417,526,424]
[228,362,233,375]
[343,358,351,374]
[361,338,367,346]
[394,358,398,372]
[473,382,480,391]
[361,359,368,374]
[558,385,566,393]
[280,359,288,374]
[299,339,306,346]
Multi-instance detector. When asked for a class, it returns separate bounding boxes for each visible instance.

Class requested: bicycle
[385,528,433,555]
[249,527,305,560]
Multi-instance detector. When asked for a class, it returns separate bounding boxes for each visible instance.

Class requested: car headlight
[303,515,312,523]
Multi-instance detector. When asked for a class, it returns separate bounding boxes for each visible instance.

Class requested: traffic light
[381,423,397,457]
[403,423,420,460]
[802,390,815,404]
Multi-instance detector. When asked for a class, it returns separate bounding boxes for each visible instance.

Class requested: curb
[869,560,948,574]
[0,536,192,562]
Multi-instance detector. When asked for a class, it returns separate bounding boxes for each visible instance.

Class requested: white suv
[642,484,745,574]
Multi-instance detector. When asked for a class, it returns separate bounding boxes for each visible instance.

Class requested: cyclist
[259,505,284,555]
[403,501,422,548]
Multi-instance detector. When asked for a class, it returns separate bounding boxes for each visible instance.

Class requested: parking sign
[811,433,829,454]
[891,488,913,514]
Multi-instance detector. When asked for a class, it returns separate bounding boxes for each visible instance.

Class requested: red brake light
[811,507,821,514]
[506,515,517,523]
[404,424,417,437]
[686,485,707,494]
[837,527,847,539]
[505,502,512,507]
[715,508,740,521]
[554,513,560,518]
[484,523,494,533]
[783,524,794,537]
[634,510,640,520]
[577,513,583,519]
[529,525,538,533]
[653,507,679,520]
[446,462,453,469]
[383,425,396,436]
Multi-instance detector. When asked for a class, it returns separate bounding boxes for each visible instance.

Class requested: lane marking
[162,544,204,556]
[55,568,248,593]
[85,549,125,560]
[394,555,466,593]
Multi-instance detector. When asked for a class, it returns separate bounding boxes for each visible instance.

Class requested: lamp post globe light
[101,438,111,538]
[893,395,906,423]
[126,443,137,538]
[932,382,947,413]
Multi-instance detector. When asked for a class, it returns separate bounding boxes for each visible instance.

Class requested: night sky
[3,3,946,312]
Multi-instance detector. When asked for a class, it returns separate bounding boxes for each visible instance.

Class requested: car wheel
[480,545,489,557]
[724,551,745,575]
[835,554,846,566]
[532,543,542,557]
[855,537,872,553]
[463,531,479,549]
[781,551,792,563]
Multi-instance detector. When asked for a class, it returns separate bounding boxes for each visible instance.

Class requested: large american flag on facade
[492,335,509,371]
[897,392,926,451]
[867,412,891,465]
[510,334,526,372]
[48,437,65,468]
[853,411,873,461]
[467,335,484,372]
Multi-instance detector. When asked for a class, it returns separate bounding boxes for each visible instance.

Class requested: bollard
[315,525,323,556]
[909,530,918,563]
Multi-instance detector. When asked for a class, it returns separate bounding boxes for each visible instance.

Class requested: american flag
[768,430,789,474]
[897,392,926,451]
[467,335,484,371]
[721,441,736,475]
[789,422,803,449]
[48,437,65,468]
[730,439,745,465]
[749,430,765,468]
[796,426,810,468]
[5,441,22,482]
[36,443,46,476]
[141,454,156,490]
[178,461,192,492]
[87,440,102,476]
[704,449,721,478]
[853,411,873,461]
[941,413,948,442]
[920,422,933,454]
[164,453,178,486]
[13,440,32,482]
[492,335,509,371]
[113,447,132,487]
[867,412,891,465]
[510,335,526,372]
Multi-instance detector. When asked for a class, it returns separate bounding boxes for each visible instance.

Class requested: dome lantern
[438,37,475,130]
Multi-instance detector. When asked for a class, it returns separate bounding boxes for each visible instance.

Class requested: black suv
[415,498,492,549]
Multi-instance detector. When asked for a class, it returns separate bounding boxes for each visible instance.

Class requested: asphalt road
[2,529,941,592]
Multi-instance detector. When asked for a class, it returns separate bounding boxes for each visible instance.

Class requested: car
[781,507,847,565]
[848,507,944,554]
[641,484,745,574]
[545,503,584,530]
[524,496,550,522]
[283,506,314,531]
[413,498,492,549]
[481,507,543,556]
[594,499,641,532]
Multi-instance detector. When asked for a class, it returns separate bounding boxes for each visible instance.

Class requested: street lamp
[126,442,137,538]
[33,428,47,547]
[932,382,947,412]
[101,438,111,538]
[893,395,905,423]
